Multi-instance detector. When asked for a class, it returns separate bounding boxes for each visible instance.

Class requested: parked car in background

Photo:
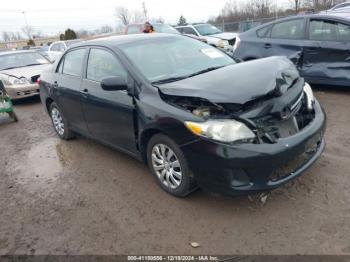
[175,23,237,52]
[321,1,350,13]
[0,51,51,99]
[39,34,325,197]
[125,23,180,34]
[47,40,83,61]
[125,23,208,43]
[233,13,350,87]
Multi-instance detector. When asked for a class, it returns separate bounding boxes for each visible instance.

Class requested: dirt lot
[0,87,349,255]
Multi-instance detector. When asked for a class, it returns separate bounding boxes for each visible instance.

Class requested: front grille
[270,138,321,182]
[254,93,315,143]
[16,89,39,96]
[228,38,236,46]
[31,75,40,83]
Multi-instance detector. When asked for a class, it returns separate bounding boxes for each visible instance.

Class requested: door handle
[264,43,272,49]
[80,88,89,97]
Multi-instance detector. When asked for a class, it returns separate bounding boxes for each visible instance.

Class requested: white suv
[175,24,237,52]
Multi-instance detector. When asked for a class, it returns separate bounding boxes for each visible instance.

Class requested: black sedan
[233,13,350,87]
[39,34,326,197]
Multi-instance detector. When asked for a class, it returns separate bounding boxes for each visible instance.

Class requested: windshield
[153,24,180,34]
[120,36,234,83]
[0,52,50,71]
[194,24,222,36]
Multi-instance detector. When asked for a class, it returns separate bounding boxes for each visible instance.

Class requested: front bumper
[181,100,326,197]
[6,84,40,100]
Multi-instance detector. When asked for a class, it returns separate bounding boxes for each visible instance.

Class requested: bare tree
[142,2,148,20]
[289,0,302,13]
[2,32,11,42]
[21,25,34,40]
[100,25,113,34]
[115,6,130,26]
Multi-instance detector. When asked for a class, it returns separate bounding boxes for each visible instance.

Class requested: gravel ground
[0,87,349,255]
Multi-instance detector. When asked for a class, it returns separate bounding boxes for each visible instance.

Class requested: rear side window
[62,49,85,77]
[257,26,271,38]
[182,27,198,36]
[127,25,141,34]
[51,43,65,52]
[87,48,127,82]
[309,20,350,41]
[271,19,305,39]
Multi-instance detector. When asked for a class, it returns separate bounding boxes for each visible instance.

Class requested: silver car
[0,51,51,100]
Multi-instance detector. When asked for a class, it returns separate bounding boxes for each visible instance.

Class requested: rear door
[302,18,350,85]
[80,47,137,155]
[264,18,307,67]
[54,48,88,134]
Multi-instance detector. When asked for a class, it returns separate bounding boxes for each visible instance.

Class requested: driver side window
[86,48,127,82]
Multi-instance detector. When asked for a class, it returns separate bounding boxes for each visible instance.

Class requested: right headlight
[185,119,256,143]
[218,39,229,48]
[303,83,315,111]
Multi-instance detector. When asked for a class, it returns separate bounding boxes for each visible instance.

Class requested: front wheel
[147,134,197,197]
[49,102,74,140]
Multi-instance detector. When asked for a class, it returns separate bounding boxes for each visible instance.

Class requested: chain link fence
[213,16,285,33]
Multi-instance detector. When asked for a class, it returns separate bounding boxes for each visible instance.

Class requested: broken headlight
[303,83,315,111]
[1,75,30,86]
[185,119,256,143]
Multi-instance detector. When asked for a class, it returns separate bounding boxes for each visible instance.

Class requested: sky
[0,0,290,36]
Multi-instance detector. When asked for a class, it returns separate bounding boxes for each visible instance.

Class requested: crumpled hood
[209,32,237,40]
[0,64,49,80]
[157,56,301,104]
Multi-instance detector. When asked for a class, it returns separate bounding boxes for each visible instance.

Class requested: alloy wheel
[151,143,182,189]
[51,108,65,136]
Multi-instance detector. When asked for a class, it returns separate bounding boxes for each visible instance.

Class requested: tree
[178,15,187,26]
[142,1,148,20]
[115,6,131,26]
[100,25,113,34]
[2,32,11,42]
[22,25,34,40]
[27,39,35,46]
[59,34,65,40]
[64,28,77,40]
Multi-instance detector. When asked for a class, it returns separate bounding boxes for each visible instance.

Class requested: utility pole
[22,10,32,40]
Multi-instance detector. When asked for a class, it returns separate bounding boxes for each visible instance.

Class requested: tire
[49,102,74,140]
[147,134,197,197]
[8,111,18,122]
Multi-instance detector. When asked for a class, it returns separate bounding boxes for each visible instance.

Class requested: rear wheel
[49,102,74,140]
[147,134,197,197]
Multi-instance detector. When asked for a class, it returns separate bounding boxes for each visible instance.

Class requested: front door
[80,47,137,155]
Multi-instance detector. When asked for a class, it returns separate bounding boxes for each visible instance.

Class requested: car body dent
[234,14,350,86]
[157,56,299,104]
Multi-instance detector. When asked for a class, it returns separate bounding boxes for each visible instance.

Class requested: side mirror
[101,76,128,91]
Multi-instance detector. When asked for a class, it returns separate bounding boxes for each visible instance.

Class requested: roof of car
[76,33,180,48]
[245,12,350,33]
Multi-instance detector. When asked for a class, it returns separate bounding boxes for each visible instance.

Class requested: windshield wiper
[23,63,45,67]
[152,66,226,85]
[187,66,225,78]
[1,63,44,71]
[152,76,188,85]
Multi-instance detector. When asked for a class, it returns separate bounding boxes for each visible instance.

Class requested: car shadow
[12,95,41,106]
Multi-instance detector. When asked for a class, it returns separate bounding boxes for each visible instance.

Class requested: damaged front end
[159,80,316,145]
